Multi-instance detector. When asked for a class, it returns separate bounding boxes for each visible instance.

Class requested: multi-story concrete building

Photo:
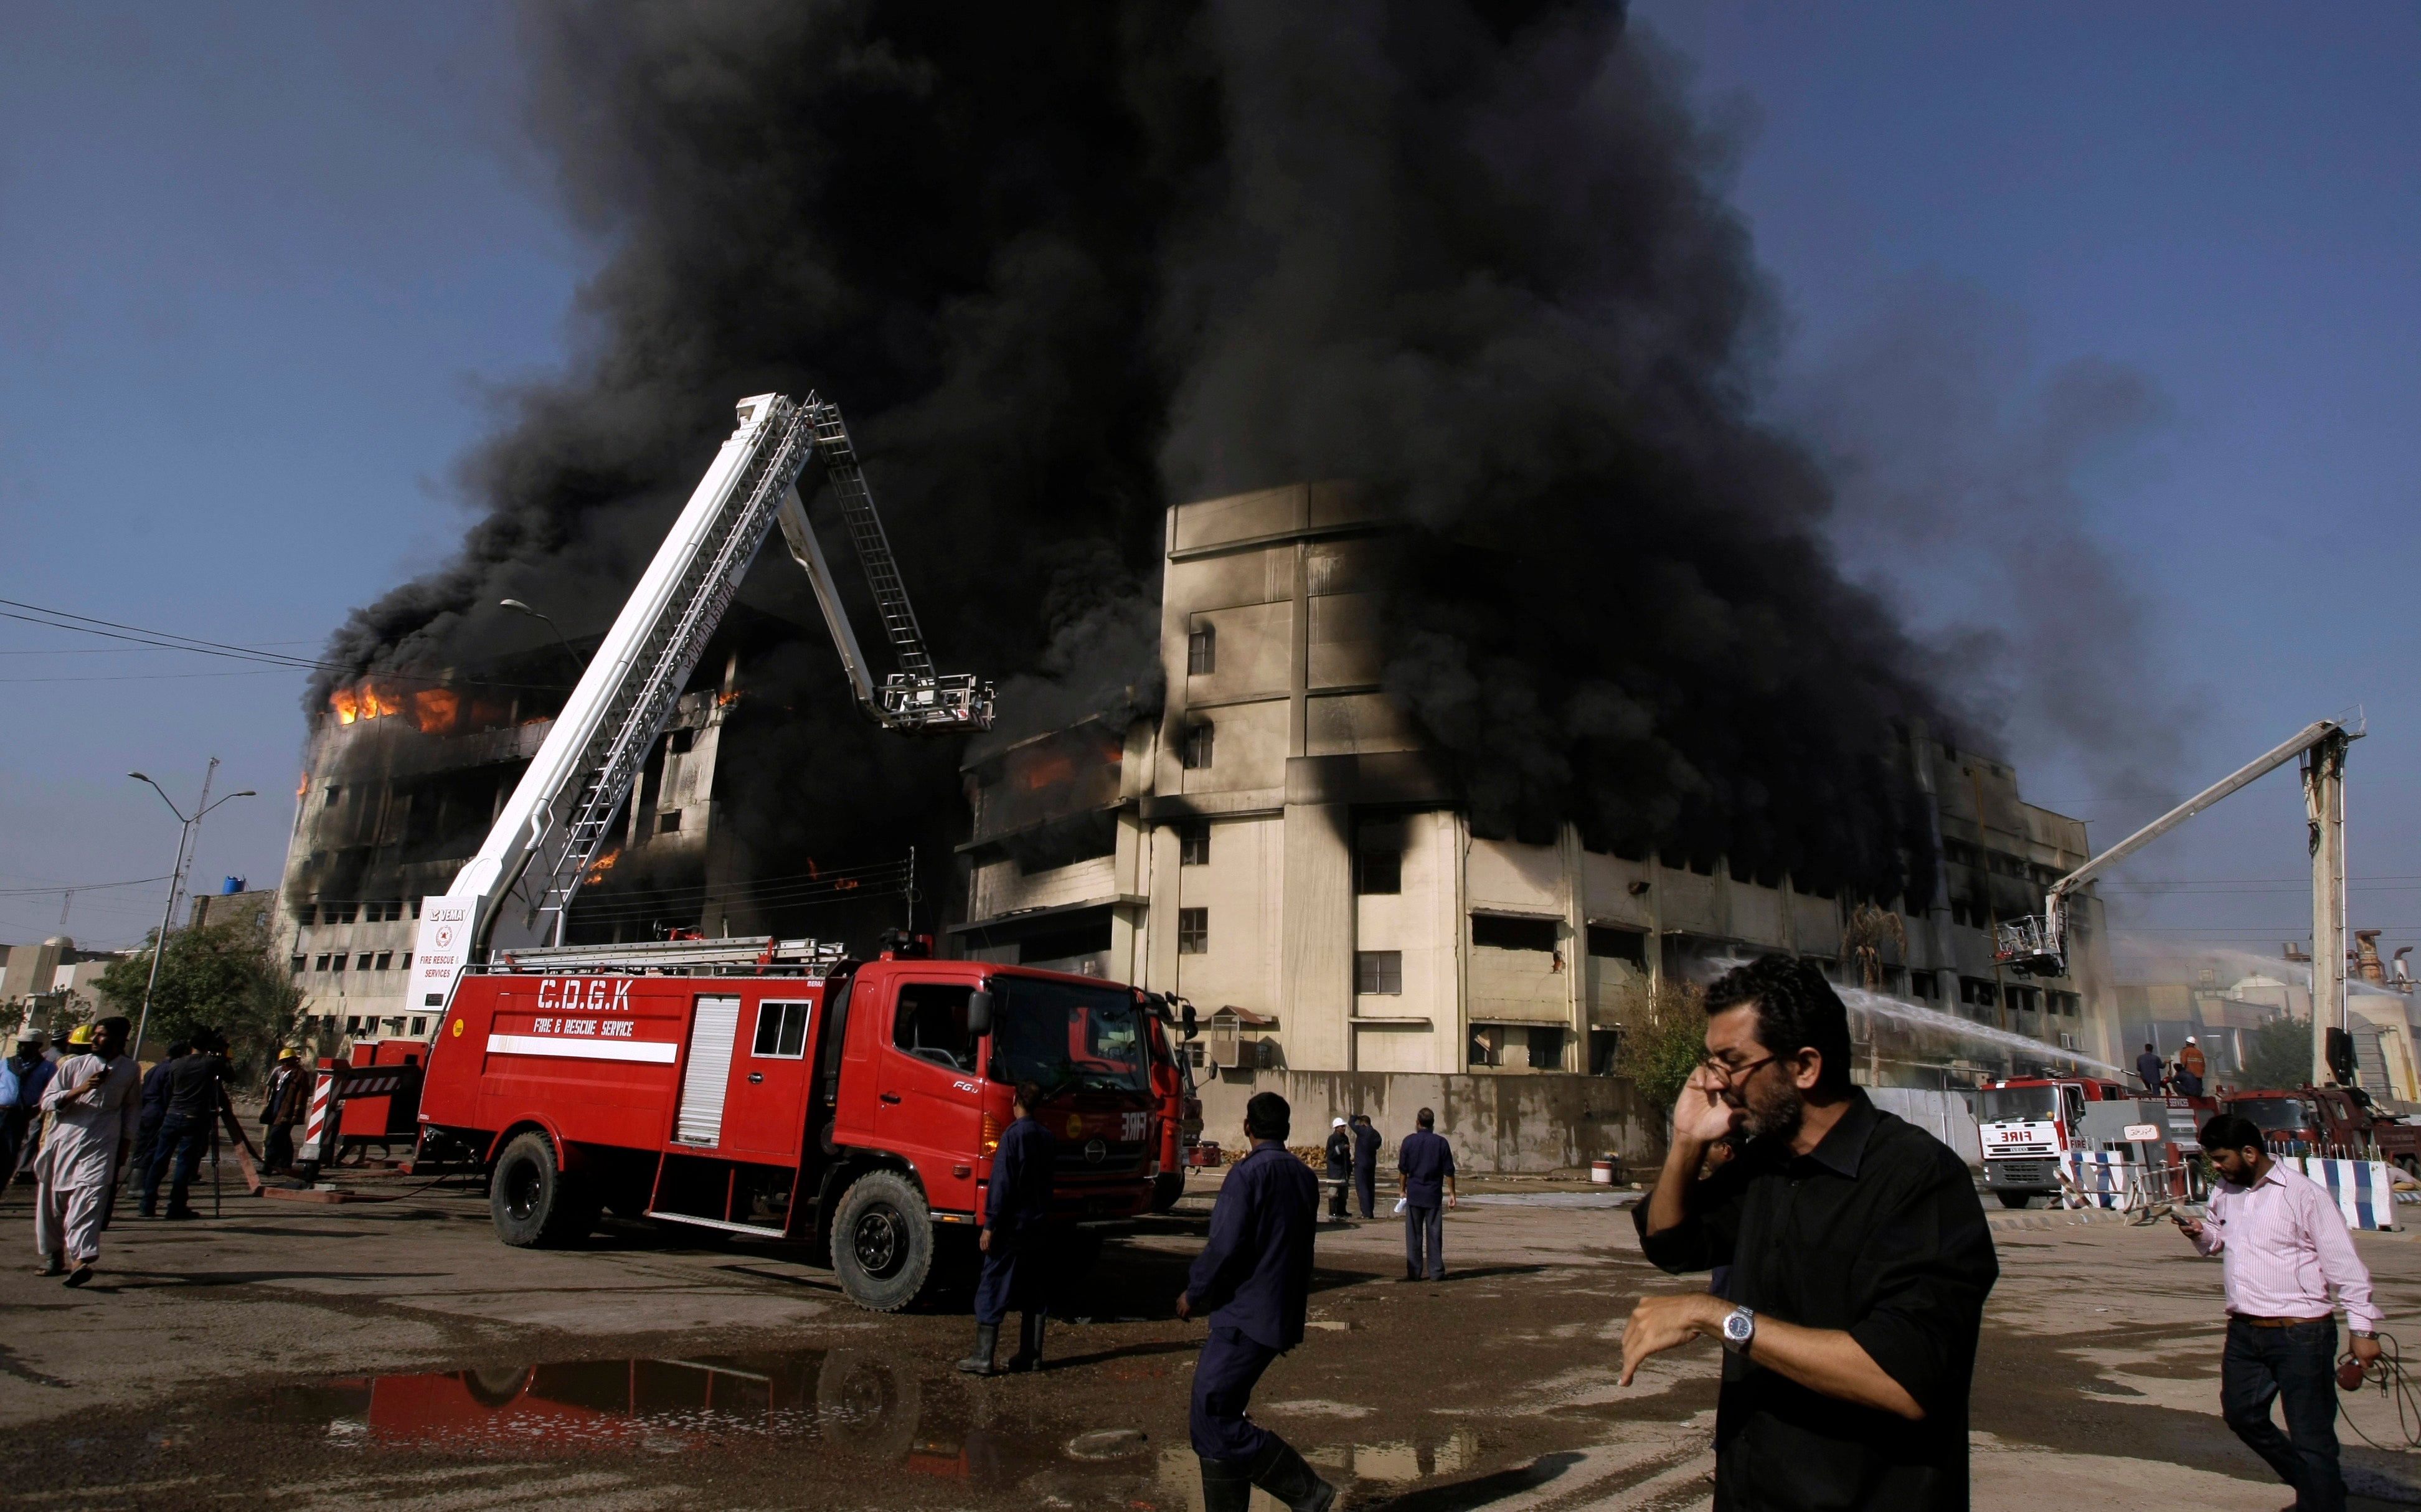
[275,640,759,1047]
[955,484,2121,1115]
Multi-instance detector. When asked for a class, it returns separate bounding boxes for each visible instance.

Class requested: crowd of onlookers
[2,1024,312,1285]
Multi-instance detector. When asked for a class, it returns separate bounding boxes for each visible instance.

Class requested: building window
[330,955,346,974]
[1179,823,1210,866]
[400,952,412,971]
[291,955,308,975]
[754,998,813,1059]
[1354,849,1400,894]
[1525,1026,1567,1072]
[1356,950,1403,995]
[1181,723,1214,770]
[1187,624,1216,676]
[325,785,341,807]
[2058,1032,2078,1051]
[344,1016,361,1033]
[2006,985,2040,1014]
[409,898,421,919]
[355,953,374,971]
[1468,1024,1503,1067]
[1909,970,1940,1001]
[1588,1028,1621,1075]
[1177,908,1209,954]
[411,1017,428,1036]
[1471,915,1557,952]
[659,810,682,832]
[374,952,393,970]
[1585,926,1646,966]
[2048,990,2080,1017]
[313,954,331,972]
[1959,976,1998,1009]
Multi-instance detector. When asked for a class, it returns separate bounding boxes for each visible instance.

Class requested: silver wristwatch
[1721,1304,1757,1355]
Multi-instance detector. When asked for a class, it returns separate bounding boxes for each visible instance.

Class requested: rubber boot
[1199,1455,1255,1512]
[1250,1437,1339,1512]
[1006,1311,1047,1373]
[956,1322,1001,1376]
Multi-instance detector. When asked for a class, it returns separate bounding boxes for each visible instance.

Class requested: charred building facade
[957,484,2121,1100]
[276,610,908,1046]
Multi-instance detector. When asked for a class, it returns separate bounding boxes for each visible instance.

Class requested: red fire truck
[415,933,1161,1311]
[1144,996,1206,1211]
[2225,1085,2421,1173]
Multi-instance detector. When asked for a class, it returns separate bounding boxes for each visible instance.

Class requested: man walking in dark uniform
[1350,1114,1379,1220]
[960,1080,1056,1376]
[1397,1107,1456,1280]
[140,1032,231,1219]
[1624,955,1997,1511]
[1178,1090,1334,1511]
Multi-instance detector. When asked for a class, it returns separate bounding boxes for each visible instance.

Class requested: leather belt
[2235,1314,2333,1328]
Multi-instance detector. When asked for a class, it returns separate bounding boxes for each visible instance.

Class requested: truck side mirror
[1182,1001,1198,1041]
[966,989,993,1038]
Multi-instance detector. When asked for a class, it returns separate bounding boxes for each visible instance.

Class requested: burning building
[276,610,913,1046]
[956,483,2121,1115]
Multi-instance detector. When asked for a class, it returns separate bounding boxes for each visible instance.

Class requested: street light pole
[126,760,256,1062]
[499,598,586,679]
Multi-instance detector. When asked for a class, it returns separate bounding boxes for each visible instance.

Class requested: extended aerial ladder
[407,392,992,1014]
[1994,716,2360,1082]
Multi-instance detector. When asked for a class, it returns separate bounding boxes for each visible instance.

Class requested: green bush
[2237,1016,2315,1092]
[1617,982,1708,1114]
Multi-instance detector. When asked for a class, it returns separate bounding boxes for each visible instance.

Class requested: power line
[0,597,572,695]
[0,875,171,897]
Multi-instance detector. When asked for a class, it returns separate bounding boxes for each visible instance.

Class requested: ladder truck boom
[1996,716,2359,977]
[408,392,993,1014]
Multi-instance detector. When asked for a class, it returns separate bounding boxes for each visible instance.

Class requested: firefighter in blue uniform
[959,1080,1057,1376]
[1177,1090,1336,1511]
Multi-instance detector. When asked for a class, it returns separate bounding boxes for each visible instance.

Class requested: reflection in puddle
[251,1352,1481,1506]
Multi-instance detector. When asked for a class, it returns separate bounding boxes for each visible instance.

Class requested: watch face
[1725,1312,1752,1341]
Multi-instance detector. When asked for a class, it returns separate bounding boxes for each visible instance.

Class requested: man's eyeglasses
[1697,1052,1778,1086]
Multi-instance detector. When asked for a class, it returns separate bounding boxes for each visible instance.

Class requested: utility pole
[128,759,256,1062]
[2305,729,2351,1085]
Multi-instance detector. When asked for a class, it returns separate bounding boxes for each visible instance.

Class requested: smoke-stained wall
[314,3,1977,919]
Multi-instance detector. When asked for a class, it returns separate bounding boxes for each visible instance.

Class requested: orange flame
[329,687,359,725]
[583,848,621,886]
[715,689,743,707]
[413,687,460,735]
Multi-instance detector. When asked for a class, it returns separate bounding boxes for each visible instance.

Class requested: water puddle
[235,1350,1486,1508]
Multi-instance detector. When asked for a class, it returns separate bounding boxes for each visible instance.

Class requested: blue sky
[2,4,2415,964]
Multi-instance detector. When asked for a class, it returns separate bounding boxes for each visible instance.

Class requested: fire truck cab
[2226,1085,2421,1173]
[416,936,1160,1311]
[1975,1077,2130,1207]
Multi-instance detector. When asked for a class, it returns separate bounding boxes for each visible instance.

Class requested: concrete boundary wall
[1197,1069,1659,1174]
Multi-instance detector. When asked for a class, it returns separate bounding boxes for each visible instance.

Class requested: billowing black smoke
[316,0,1961,928]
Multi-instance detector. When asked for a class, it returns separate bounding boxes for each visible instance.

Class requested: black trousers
[2222,1316,2344,1512]
[1354,1166,1375,1219]
[140,1113,208,1215]
[1404,1202,1444,1278]
[1325,1166,1349,1219]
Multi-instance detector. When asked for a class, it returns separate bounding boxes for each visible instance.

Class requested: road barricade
[2276,1155,2399,1231]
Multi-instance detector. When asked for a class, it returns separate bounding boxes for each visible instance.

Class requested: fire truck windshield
[1976,1086,2059,1123]
[2235,1097,2316,1133]
[989,978,1152,1097]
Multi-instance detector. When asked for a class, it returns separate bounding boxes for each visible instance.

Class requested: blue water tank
[221,876,247,894]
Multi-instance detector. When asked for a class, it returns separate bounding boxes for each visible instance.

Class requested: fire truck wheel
[490,1131,600,1247]
[1996,1192,2034,1209]
[832,1171,934,1312]
[1151,1172,1185,1213]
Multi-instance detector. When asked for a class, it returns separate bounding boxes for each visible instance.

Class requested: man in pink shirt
[2176,1114,2381,1512]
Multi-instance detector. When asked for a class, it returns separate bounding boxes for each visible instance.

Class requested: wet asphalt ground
[4,1167,2421,1511]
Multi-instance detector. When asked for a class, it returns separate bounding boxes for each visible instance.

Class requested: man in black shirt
[1626,955,1996,1510]
[139,1033,231,1219]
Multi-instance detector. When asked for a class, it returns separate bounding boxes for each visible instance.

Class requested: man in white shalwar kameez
[34,1016,139,1287]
